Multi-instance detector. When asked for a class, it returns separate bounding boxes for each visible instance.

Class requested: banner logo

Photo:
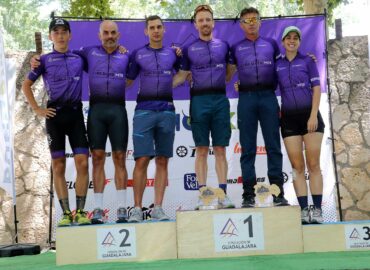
[184,173,198,190]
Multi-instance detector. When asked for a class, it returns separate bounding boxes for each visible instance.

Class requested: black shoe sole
[91,219,104,224]
[116,218,128,223]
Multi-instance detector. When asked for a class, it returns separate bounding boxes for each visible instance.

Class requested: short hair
[240,7,260,18]
[145,15,163,27]
[193,4,213,20]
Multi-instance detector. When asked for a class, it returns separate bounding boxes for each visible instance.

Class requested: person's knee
[112,151,126,166]
[155,156,168,168]
[92,151,105,166]
[75,156,88,172]
[307,159,321,174]
[196,147,209,158]
[52,159,66,175]
[291,162,305,175]
[213,146,226,159]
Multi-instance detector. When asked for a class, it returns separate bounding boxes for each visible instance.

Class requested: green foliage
[290,0,349,25]
[0,0,50,50]
[62,0,114,18]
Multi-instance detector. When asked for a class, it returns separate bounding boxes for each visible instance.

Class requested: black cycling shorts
[87,103,128,151]
[281,110,325,138]
[46,103,89,159]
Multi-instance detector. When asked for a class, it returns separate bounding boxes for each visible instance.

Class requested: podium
[176,206,303,258]
[55,207,370,266]
[303,221,370,252]
[56,221,177,265]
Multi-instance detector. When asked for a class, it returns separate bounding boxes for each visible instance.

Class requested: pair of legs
[284,133,323,201]
[281,110,325,223]
[46,104,90,225]
[133,156,168,207]
[191,94,231,189]
[129,109,176,221]
[195,146,227,186]
[238,91,284,200]
[53,154,89,210]
[88,103,129,220]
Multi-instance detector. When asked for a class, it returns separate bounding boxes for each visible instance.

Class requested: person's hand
[172,45,182,57]
[186,72,192,83]
[307,53,317,62]
[234,81,240,92]
[118,45,128,54]
[30,55,41,70]
[34,107,56,119]
[307,115,318,133]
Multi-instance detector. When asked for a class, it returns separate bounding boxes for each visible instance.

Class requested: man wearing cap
[173,4,235,210]
[229,7,289,207]
[23,18,90,226]
[126,15,181,222]
[31,20,131,224]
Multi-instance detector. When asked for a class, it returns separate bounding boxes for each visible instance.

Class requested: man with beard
[173,4,235,210]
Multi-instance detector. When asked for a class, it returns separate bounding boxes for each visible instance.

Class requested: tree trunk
[303,0,328,14]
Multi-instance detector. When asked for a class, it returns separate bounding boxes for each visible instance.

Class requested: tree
[62,0,114,18]
[292,0,349,24]
[0,0,51,51]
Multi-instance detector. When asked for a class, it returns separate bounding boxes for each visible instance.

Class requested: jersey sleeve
[270,38,281,60]
[229,43,237,65]
[179,46,190,71]
[307,57,321,87]
[126,49,140,80]
[225,41,232,64]
[27,55,45,81]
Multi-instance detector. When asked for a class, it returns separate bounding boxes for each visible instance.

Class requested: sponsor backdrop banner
[53,15,336,236]
[0,31,16,202]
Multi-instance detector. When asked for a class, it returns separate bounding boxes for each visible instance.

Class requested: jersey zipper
[154,50,160,99]
[288,61,298,111]
[64,53,72,102]
[206,42,213,89]
[253,42,259,85]
[106,54,110,97]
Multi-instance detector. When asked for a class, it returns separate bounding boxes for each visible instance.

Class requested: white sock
[94,193,104,209]
[117,189,127,208]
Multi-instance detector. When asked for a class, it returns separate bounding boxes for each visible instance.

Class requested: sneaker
[128,207,143,223]
[241,195,255,208]
[74,209,91,225]
[301,207,310,224]
[91,208,104,224]
[273,196,290,206]
[151,205,170,221]
[116,207,128,223]
[194,198,204,210]
[310,206,323,224]
[219,195,235,209]
[58,210,73,227]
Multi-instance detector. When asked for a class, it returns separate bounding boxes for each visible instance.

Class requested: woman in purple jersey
[276,26,325,224]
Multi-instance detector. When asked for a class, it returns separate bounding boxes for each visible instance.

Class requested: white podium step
[176,206,303,259]
[303,220,370,252]
[56,221,177,265]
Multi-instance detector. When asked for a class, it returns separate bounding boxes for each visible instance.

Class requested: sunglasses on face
[240,17,260,25]
[194,4,213,17]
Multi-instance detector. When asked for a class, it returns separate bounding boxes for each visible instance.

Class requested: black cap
[49,18,71,32]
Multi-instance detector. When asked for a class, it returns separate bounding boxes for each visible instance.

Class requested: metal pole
[324,8,343,221]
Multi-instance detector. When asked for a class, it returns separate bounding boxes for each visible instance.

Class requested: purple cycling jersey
[230,37,280,92]
[127,44,180,111]
[28,49,83,106]
[76,45,130,105]
[276,52,321,115]
[180,38,230,96]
